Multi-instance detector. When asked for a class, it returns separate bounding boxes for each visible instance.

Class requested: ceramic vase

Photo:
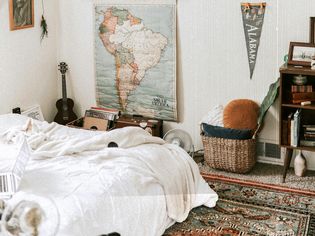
[294,150,307,177]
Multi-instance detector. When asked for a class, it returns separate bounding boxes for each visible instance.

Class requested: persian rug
[199,162,315,193]
[164,177,315,236]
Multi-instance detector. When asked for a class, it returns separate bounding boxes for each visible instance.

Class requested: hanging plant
[40,0,48,41]
[40,15,48,41]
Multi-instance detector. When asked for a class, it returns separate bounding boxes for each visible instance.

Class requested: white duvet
[0,114,218,236]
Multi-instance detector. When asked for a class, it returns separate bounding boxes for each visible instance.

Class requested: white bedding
[0,114,218,236]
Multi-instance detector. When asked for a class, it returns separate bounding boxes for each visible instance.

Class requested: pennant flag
[241,3,266,79]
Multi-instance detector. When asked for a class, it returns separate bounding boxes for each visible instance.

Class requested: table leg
[282,148,293,183]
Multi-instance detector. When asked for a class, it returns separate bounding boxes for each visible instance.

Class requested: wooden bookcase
[279,64,315,182]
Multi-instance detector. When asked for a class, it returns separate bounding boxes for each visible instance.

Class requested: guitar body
[54,62,78,125]
[54,98,77,125]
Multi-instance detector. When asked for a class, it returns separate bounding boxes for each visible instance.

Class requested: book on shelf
[289,91,315,100]
[303,124,315,131]
[303,130,315,140]
[287,112,294,146]
[90,106,120,116]
[301,125,315,141]
[85,109,116,121]
[285,91,315,104]
[290,118,294,146]
[304,131,315,135]
[304,136,315,141]
[300,139,315,147]
[291,85,313,93]
[291,109,301,147]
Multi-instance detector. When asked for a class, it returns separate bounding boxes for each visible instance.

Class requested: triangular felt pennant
[241,3,266,79]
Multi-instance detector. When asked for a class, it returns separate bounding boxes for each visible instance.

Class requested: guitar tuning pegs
[58,62,68,74]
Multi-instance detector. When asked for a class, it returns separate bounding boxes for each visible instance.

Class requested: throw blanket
[0,117,218,236]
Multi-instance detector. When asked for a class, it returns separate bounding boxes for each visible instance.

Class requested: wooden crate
[66,117,114,131]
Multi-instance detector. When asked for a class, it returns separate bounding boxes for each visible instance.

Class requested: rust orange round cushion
[223,99,259,131]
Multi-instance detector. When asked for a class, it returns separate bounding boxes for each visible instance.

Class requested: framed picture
[9,0,34,31]
[310,17,315,44]
[21,105,44,121]
[288,42,315,67]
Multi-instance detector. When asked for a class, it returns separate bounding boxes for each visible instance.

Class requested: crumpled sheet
[0,115,218,236]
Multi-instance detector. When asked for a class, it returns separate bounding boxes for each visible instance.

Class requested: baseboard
[257,157,315,171]
[257,156,283,165]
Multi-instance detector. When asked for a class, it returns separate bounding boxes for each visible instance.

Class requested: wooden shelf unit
[279,64,315,182]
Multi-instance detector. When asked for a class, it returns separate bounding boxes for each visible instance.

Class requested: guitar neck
[61,75,67,102]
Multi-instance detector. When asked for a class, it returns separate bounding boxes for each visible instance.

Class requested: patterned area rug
[199,162,315,193]
[164,177,315,236]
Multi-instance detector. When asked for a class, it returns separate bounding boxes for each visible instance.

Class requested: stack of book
[291,85,313,93]
[289,85,314,104]
[83,107,120,131]
[300,125,315,147]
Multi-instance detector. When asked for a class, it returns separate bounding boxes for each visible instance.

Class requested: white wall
[0,0,58,120]
[56,0,95,117]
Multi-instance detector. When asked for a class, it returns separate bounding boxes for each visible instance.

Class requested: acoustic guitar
[54,62,77,125]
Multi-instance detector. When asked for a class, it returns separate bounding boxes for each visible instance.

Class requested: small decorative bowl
[293,75,307,85]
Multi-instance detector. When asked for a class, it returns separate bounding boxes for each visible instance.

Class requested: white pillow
[0,114,32,133]
[200,105,224,127]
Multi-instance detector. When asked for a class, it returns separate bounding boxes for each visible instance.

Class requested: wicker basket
[201,135,256,174]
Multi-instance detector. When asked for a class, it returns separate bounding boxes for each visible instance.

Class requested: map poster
[241,3,266,79]
[95,2,177,121]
